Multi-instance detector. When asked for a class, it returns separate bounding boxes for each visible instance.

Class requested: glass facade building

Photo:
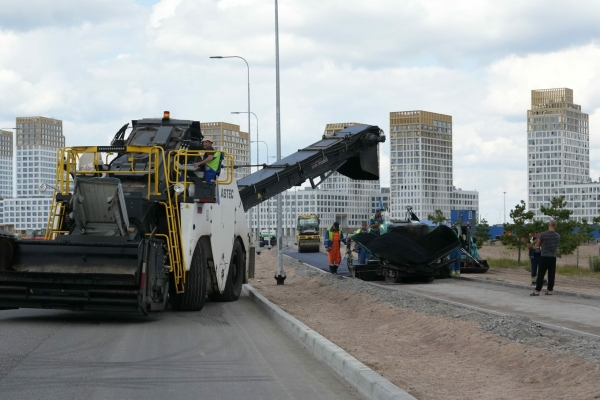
[2,117,64,232]
[389,110,478,220]
[527,88,595,222]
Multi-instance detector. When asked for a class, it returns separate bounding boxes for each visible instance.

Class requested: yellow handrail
[43,144,235,294]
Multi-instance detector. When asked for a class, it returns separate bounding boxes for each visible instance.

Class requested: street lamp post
[251,140,269,165]
[503,191,506,224]
[251,139,269,236]
[210,55,252,235]
[233,111,260,239]
[274,0,285,285]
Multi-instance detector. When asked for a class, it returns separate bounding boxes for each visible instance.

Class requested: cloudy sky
[2,0,600,224]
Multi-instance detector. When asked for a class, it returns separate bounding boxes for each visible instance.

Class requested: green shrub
[588,256,600,273]
[486,258,524,269]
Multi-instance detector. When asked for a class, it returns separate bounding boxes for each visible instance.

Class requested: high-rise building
[527,88,591,220]
[200,122,250,181]
[0,130,12,199]
[2,117,64,233]
[389,110,478,220]
[15,117,64,197]
[390,111,452,218]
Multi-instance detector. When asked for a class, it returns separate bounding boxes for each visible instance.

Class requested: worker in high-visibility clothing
[354,221,370,264]
[369,209,384,236]
[324,221,347,274]
[193,139,221,184]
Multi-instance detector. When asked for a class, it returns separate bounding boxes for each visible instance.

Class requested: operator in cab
[193,139,220,185]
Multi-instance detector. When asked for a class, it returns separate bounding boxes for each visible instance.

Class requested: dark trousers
[530,255,541,278]
[535,256,556,292]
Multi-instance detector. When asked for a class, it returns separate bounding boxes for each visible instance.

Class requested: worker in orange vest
[324,221,347,274]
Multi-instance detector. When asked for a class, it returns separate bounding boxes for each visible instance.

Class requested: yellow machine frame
[44,145,233,294]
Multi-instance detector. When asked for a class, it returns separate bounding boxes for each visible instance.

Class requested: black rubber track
[208,240,244,302]
[170,240,207,311]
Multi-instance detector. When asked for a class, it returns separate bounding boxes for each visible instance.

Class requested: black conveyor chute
[237,125,385,211]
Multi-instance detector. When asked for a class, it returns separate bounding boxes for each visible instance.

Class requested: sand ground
[250,249,600,400]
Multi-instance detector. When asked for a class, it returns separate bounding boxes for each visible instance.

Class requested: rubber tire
[436,265,452,279]
[0,239,13,271]
[208,240,244,302]
[170,240,207,311]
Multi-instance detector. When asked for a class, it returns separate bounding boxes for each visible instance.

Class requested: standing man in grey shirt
[531,219,560,296]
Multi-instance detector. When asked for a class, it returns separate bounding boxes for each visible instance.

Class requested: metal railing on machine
[169,149,234,201]
[43,145,187,293]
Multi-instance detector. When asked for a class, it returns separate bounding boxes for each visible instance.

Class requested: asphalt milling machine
[346,207,462,283]
[0,115,385,314]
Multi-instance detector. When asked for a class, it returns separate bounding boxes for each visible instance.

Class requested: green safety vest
[205,151,221,171]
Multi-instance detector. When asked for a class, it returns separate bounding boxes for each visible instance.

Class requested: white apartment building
[0,130,12,199]
[200,122,250,182]
[389,110,479,220]
[451,188,479,211]
[2,117,64,233]
[250,186,391,237]
[527,88,596,222]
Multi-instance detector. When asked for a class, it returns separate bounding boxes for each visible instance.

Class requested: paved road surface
[0,293,361,400]
[388,278,600,337]
[284,248,350,276]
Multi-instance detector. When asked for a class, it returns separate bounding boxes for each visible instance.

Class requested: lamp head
[173,183,185,194]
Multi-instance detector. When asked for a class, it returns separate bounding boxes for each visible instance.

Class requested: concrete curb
[458,275,600,301]
[243,284,416,400]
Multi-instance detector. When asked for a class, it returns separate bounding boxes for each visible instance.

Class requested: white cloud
[1,0,600,223]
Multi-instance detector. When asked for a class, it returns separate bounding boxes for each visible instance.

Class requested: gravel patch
[284,254,600,368]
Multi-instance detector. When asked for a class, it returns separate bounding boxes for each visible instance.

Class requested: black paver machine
[347,207,461,282]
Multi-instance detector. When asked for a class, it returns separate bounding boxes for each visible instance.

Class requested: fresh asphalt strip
[458,275,600,301]
[244,284,416,400]
[292,257,600,342]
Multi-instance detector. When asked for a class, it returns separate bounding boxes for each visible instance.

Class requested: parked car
[259,232,277,247]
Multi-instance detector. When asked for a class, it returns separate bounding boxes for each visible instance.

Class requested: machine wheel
[208,240,244,302]
[298,244,304,253]
[0,239,13,271]
[436,265,452,279]
[349,266,355,278]
[170,240,207,311]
